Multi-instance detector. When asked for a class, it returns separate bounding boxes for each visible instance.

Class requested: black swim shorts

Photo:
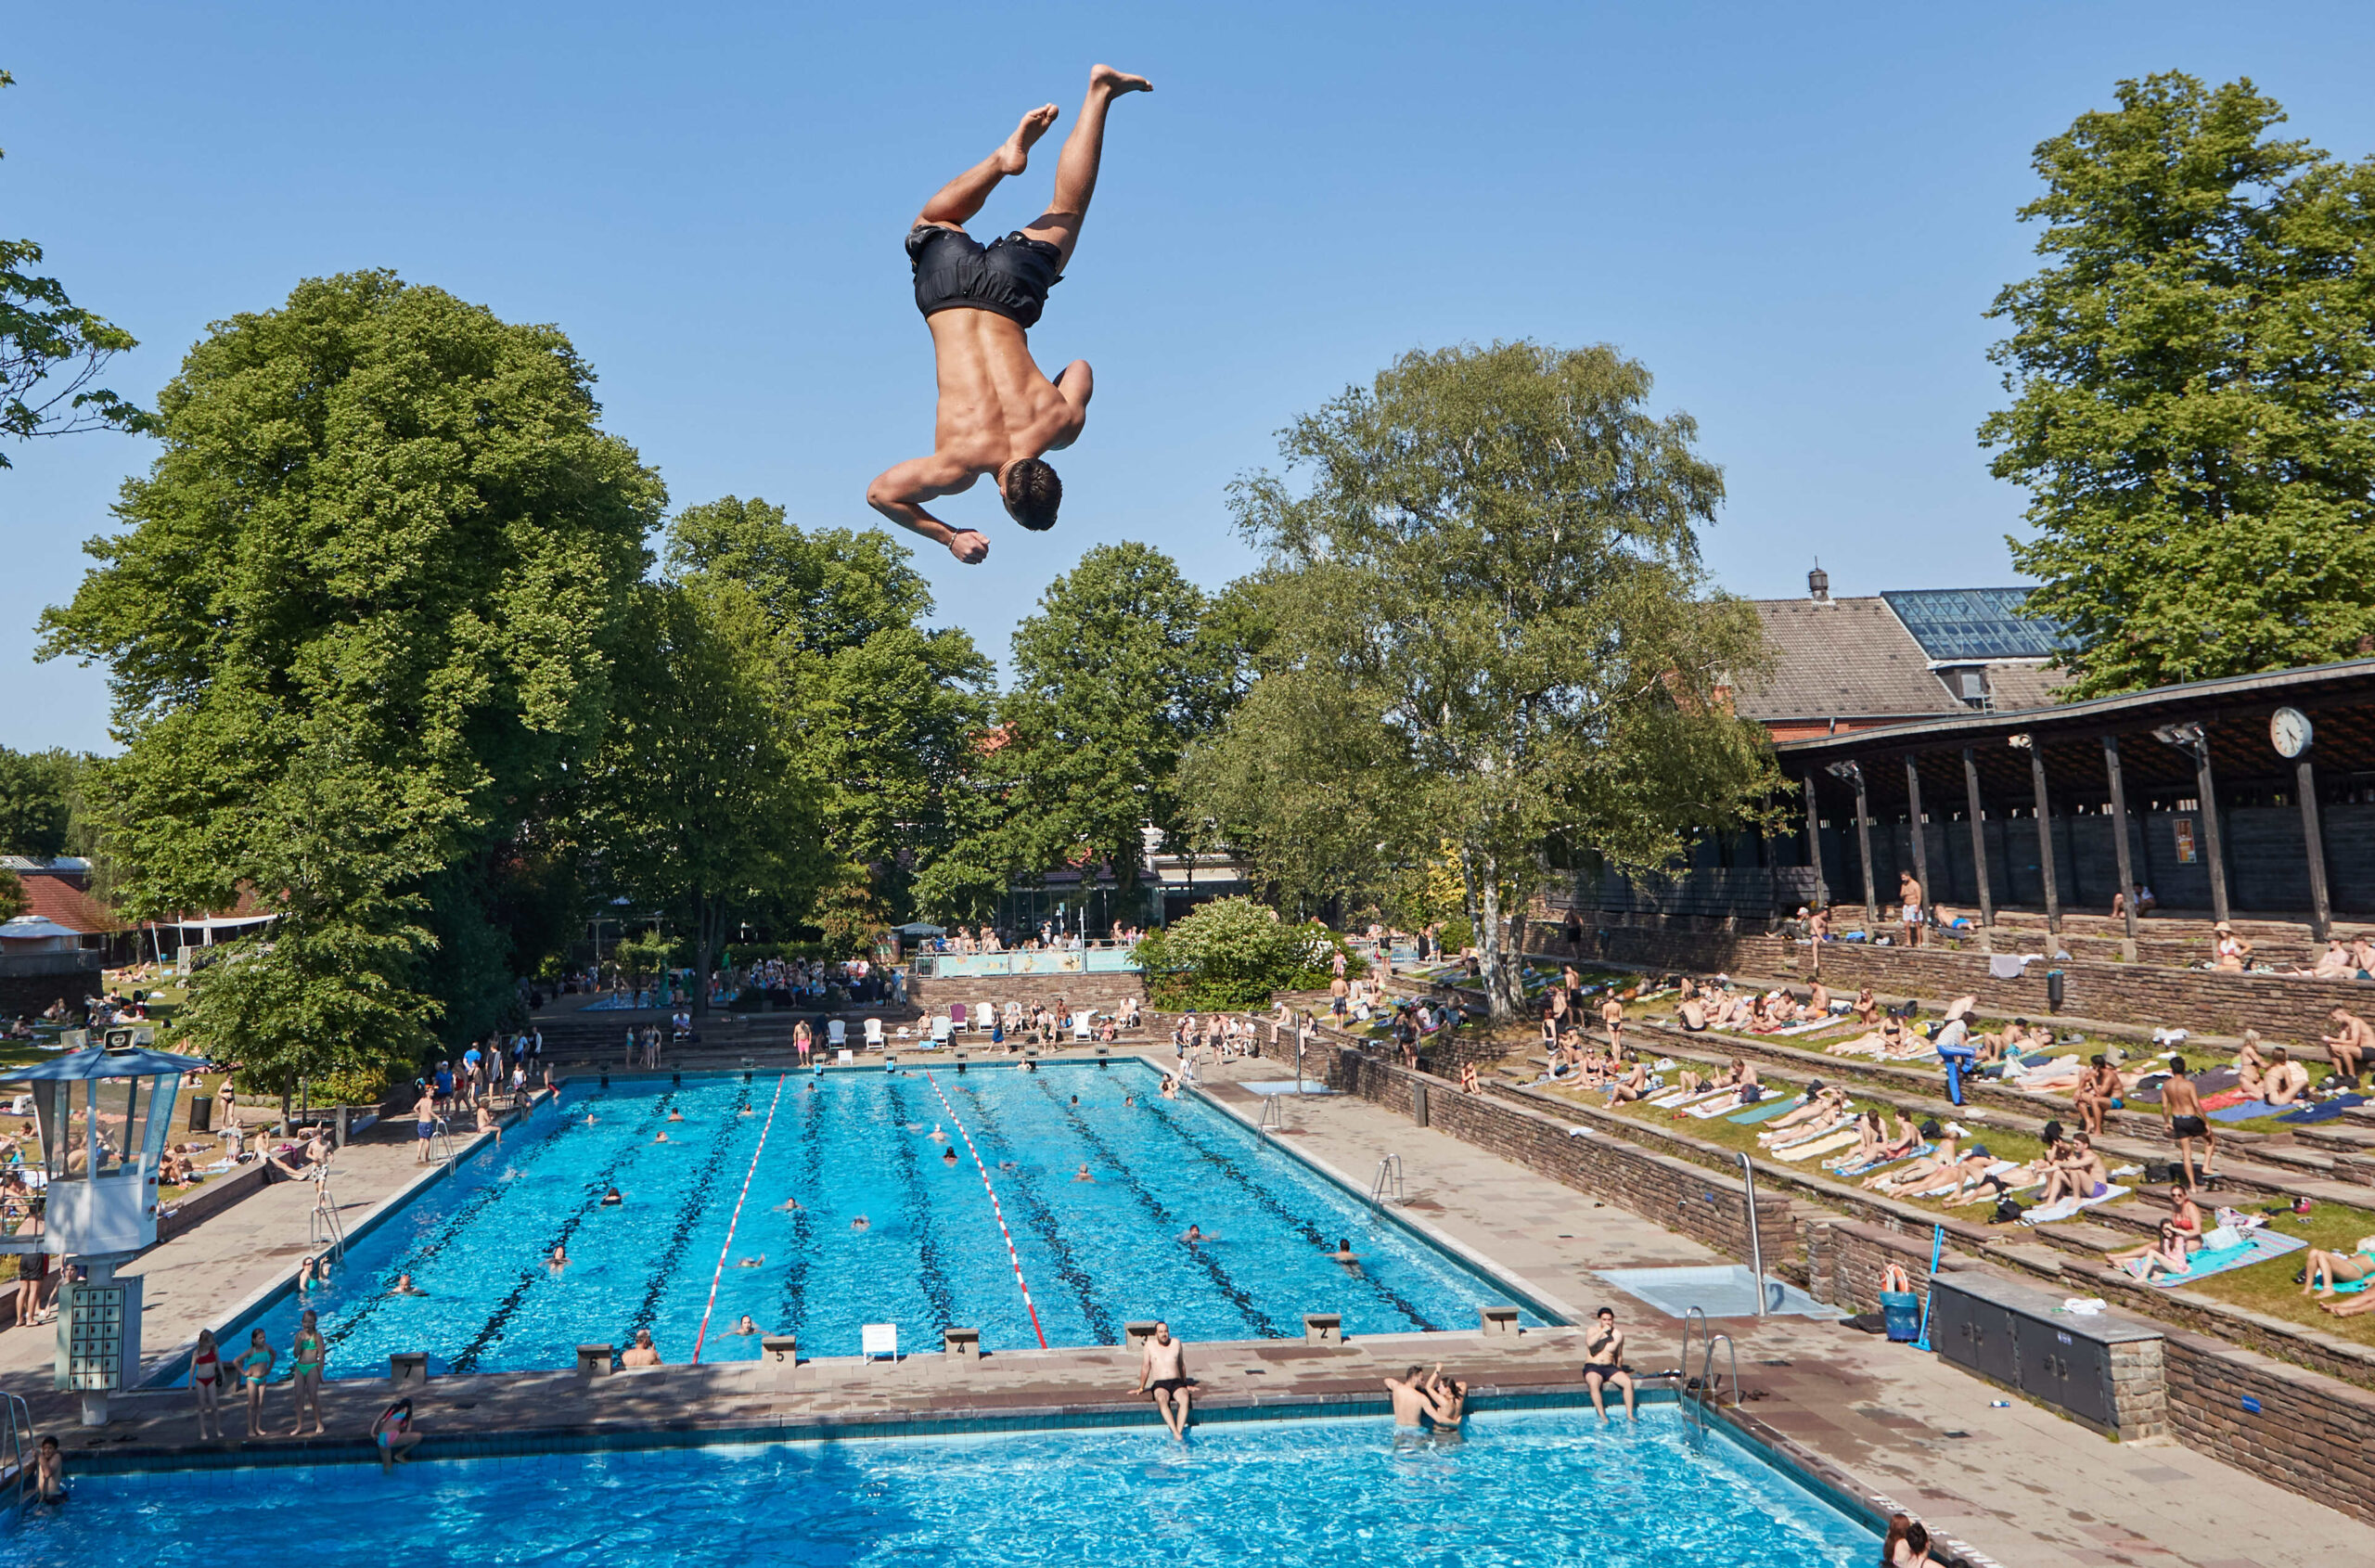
[907,224,1062,329]
[2170,1114,2209,1138]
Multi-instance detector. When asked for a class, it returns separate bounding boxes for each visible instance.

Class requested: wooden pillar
[2298,757,2333,943]
[1804,773,1828,910]
[1961,748,1994,932]
[2103,735,2139,955]
[1903,755,1931,926]
[1845,764,1879,930]
[2191,737,2231,926]
[2026,741,2060,936]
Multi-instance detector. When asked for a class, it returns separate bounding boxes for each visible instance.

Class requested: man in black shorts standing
[867,64,1152,563]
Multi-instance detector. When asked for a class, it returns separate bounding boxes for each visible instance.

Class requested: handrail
[1367,1153,1405,1207]
[1679,1306,1709,1431]
[1256,1097,1283,1141]
[1737,1151,1767,1317]
[1702,1332,1740,1411]
[307,1167,348,1266]
[0,1391,30,1510]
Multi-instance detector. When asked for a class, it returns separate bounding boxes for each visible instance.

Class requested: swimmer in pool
[600,1187,623,1206]
[1124,1094,1136,1107]
[1070,1094,1080,1106]
[584,1112,598,1126]
[549,1245,569,1271]
[738,1106,754,1117]
[731,1316,760,1335]
[929,1125,949,1142]
[668,1110,684,1122]
[653,1131,670,1143]
[999,1160,1018,1172]
[389,1273,426,1296]
[1328,1239,1362,1275]
[737,1255,765,1268]
[852,1215,870,1232]
[774,1197,802,1212]
[943,1147,959,1165]
[1073,1163,1095,1182]
[1182,1224,1207,1245]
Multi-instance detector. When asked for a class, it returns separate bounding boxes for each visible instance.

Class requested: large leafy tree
[1,69,148,467]
[661,497,994,929]
[41,271,662,1099]
[0,747,73,858]
[988,542,1238,926]
[1983,73,2375,696]
[1206,341,1778,1016]
[588,574,819,1012]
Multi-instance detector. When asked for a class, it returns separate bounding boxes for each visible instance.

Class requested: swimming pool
[14,1409,1881,1567]
[175,1062,1548,1379]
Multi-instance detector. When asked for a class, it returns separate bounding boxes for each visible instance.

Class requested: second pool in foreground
[18,1409,1881,1567]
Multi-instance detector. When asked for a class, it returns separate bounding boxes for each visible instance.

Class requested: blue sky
[6,2,2375,752]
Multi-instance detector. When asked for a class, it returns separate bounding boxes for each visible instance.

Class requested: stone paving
[19,1049,2371,1567]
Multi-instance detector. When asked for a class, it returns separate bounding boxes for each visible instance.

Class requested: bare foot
[1091,64,1153,97]
[947,530,989,565]
[997,105,1059,174]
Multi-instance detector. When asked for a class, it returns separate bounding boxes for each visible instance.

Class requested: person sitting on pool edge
[1582,1305,1635,1422]
[1135,1322,1193,1441]
[372,1399,422,1472]
[622,1329,662,1368]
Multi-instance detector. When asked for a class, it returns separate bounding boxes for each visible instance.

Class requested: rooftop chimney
[1808,562,1830,602]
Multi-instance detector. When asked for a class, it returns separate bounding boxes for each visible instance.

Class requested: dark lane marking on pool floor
[444,1092,694,1372]
[626,1082,759,1343]
[319,1091,635,1357]
[776,1083,826,1338]
[1033,1077,1277,1338]
[951,1081,1117,1344]
[1135,1094,1443,1332]
[882,1079,958,1333]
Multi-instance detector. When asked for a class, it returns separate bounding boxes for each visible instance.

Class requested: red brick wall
[2163,1330,2375,1524]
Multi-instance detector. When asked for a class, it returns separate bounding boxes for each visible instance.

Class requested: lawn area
[2157,1196,2375,1347]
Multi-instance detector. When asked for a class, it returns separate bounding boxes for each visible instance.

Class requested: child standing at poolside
[232,1327,276,1438]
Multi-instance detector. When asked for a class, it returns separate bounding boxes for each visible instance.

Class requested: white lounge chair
[931,1015,953,1045]
[1072,1009,1093,1040]
[827,1019,847,1050]
[977,1000,996,1033]
[864,1018,885,1049]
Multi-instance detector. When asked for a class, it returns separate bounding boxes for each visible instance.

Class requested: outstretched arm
[867,454,989,564]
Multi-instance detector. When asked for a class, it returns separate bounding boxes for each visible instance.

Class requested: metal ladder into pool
[428,1115,459,1170]
[1256,1098,1284,1142]
[0,1392,32,1510]
[1367,1153,1405,1207]
[307,1167,349,1266]
[1680,1315,1740,1435]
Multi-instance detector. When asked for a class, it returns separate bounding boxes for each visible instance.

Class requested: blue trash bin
[1879,1290,1922,1343]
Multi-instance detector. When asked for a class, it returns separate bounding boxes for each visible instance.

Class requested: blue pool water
[13,1411,1880,1567]
[185,1063,1544,1378]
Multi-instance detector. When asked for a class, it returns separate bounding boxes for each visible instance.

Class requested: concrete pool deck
[17,1050,2367,1568]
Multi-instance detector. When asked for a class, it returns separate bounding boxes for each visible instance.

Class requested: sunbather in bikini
[1820,1110,1890,1170]
[1605,1059,1652,1106]
[2301,1238,2375,1297]
[1881,1142,2000,1199]
[1865,1123,1961,1192]
[1943,1157,2047,1205]
[1851,987,1880,1025]
[1760,1084,1847,1137]
[2012,1054,2087,1093]
[2112,1220,2191,1282]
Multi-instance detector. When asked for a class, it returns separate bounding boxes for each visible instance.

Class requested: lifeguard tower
[2,1038,205,1424]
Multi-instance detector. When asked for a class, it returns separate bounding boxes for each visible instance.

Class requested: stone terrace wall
[2163,1330,2375,1525]
[1302,1027,1793,1267]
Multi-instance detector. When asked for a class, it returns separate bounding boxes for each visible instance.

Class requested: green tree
[1,70,148,467]
[663,497,993,918]
[1983,73,2375,696]
[588,574,821,1013]
[1131,894,1354,1010]
[41,271,662,1095]
[1211,341,1778,1016]
[0,747,72,858]
[991,542,1235,924]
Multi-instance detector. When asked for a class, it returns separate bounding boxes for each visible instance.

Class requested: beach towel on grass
[1686,1092,1753,1118]
[1893,1159,2019,1199]
[2208,1100,2283,1123]
[2146,1228,2304,1288]
[1728,1096,1805,1125]
[1773,1128,1861,1163]
[1653,1085,1739,1110]
[1758,1017,1841,1038]
[2279,1094,2368,1125]
[1829,1142,1932,1178]
[2018,1185,2131,1226]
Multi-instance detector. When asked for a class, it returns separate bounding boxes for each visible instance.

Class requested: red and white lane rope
[924,1071,1048,1349]
[690,1073,787,1366]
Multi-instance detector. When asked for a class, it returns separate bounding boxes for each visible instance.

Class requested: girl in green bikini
[288,1310,327,1436]
[231,1327,276,1438]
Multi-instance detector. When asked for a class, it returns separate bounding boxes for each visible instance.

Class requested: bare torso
[928,310,1084,473]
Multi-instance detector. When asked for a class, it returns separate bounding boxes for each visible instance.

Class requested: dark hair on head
[2040,1119,2063,1145]
[1595,1305,1615,1317]
[1002,457,1062,530]
[2168,1056,2187,1074]
[1904,1523,1929,1552]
